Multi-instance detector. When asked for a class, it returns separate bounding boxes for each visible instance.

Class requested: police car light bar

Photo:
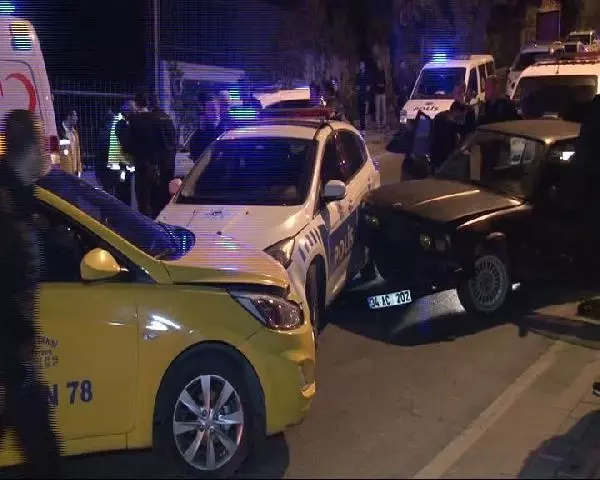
[260,106,335,120]
[535,50,600,65]
[0,2,15,14]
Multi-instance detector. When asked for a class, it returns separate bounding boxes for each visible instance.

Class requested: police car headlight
[400,110,408,124]
[230,291,304,331]
[264,237,295,269]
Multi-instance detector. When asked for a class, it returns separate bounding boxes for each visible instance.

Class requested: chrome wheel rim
[173,374,244,471]
[467,254,508,313]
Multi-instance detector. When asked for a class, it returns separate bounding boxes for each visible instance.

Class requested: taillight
[48,135,60,165]
[48,135,59,153]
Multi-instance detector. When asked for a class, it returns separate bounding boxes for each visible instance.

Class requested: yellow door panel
[39,283,138,441]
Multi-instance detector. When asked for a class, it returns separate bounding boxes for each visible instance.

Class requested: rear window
[515,75,598,122]
[512,52,548,71]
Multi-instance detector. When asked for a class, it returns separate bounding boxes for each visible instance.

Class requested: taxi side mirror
[80,248,126,281]
[322,180,347,202]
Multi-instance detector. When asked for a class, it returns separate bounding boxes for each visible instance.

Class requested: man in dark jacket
[151,101,177,215]
[0,109,62,478]
[189,94,220,163]
[478,75,521,125]
[129,91,161,217]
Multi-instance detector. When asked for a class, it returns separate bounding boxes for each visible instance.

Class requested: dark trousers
[135,166,162,218]
[0,376,61,478]
[358,96,367,131]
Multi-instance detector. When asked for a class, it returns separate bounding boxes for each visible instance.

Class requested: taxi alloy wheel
[173,374,244,472]
[458,251,511,315]
[155,353,263,478]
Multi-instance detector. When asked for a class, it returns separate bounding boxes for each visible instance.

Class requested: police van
[0,15,59,164]
[512,51,600,122]
[399,54,495,126]
[157,108,381,340]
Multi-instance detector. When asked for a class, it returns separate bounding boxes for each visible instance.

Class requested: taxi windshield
[436,131,544,199]
[37,169,194,260]
[412,67,466,100]
[177,137,316,206]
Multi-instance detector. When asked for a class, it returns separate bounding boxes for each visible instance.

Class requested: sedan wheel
[173,374,244,472]
[458,252,510,315]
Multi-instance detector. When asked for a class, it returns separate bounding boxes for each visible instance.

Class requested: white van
[0,16,59,163]
[399,54,495,126]
[512,52,600,122]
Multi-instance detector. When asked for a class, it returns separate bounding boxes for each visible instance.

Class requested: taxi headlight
[264,237,295,269]
[230,291,304,331]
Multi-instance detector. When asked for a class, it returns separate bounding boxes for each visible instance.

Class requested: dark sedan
[362,119,584,315]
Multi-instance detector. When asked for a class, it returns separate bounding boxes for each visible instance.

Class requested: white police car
[158,108,381,338]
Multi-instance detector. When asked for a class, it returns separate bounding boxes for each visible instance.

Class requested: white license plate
[367,290,413,310]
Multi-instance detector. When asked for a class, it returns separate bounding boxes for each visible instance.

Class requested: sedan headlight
[230,291,304,331]
[264,237,295,269]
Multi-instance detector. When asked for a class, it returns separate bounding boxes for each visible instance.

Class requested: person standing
[94,109,115,193]
[105,100,137,205]
[129,91,161,218]
[216,90,234,136]
[151,100,177,215]
[449,83,477,138]
[355,61,371,136]
[478,75,521,126]
[189,94,220,163]
[59,109,83,177]
[0,109,62,478]
[374,61,387,130]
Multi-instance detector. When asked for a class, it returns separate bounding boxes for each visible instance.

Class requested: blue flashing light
[0,2,14,14]
[228,89,241,102]
[229,108,258,120]
[11,38,32,51]
[431,52,448,63]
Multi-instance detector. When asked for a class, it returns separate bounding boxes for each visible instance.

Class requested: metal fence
[50,77,144,170]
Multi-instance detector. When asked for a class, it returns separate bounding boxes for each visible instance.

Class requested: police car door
[337,130,372,277]
[319,132,354,296]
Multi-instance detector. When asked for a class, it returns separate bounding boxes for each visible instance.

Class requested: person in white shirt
[59,109,83,177]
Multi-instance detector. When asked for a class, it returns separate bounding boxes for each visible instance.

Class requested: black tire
[306,262,325,343]
[154,350,264,478]
[457,249,511,316]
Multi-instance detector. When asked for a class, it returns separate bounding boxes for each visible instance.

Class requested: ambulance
[0,14,60,164]
[399,54,495,127]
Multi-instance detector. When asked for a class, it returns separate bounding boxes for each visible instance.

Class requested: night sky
[21,0,147,80]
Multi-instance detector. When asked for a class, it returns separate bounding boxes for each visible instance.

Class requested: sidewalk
[416,298,600,479]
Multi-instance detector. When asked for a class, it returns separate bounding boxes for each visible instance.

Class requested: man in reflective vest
[107,100,136,205]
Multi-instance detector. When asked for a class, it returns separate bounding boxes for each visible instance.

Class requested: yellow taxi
[0,168,316,478]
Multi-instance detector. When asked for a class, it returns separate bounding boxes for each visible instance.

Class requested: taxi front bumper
[239,319,316,435]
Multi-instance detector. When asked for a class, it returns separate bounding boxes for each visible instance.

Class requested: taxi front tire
[154,348,265,478]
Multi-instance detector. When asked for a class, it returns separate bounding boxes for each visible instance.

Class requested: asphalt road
[4,146,599,478]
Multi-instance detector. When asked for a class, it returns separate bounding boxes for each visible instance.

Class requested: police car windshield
[177,137,315,206]
[37,169,194,260]
[413,67,466,100]
[436,131,543,199]
[516,75,597,122]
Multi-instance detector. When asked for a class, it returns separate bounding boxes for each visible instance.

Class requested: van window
[478,64,487,88]
[486,61,496,76]
[467,68,478,96]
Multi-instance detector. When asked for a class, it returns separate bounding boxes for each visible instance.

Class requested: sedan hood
[366,178,523,224]
[158,204,309,250]
[160,234,290,290]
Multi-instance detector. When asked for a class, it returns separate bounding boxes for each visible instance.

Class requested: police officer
[151,100,177,215]
[107,100,137,205]
[0,109,62,478]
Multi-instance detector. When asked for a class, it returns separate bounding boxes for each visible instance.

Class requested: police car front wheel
[306,263,325,341]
